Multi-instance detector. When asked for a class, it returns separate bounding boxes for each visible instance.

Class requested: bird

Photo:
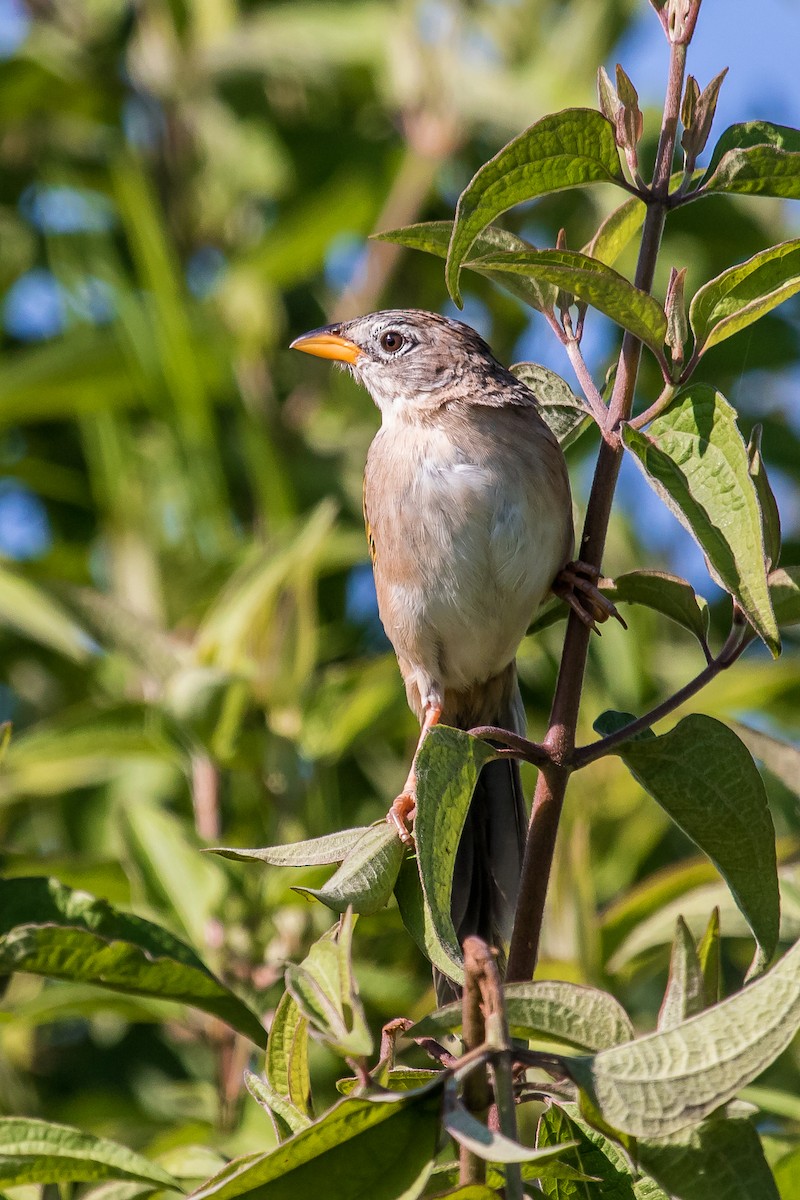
[291,309,611,997]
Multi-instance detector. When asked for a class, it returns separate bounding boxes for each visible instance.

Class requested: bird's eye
[379,330,405,353]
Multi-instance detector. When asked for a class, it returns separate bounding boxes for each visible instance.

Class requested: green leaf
[748,426,782,571]
[375,221,557,314]
[602,571,709,644]
[638,1117,779,1200]
[444,1097,577,1166]
[769,566,800,626]
[567,935,800,1138]
[188,1085,443,1200]
[622,385,780,655]
[609,714,779,974]
[690,238,800,356]
[393,855,464,987]
[412,981,633,1052]
[510,363,592,448]
[336,1068,440,1096]
[244,1073,311,1140]
[446,109,625,303]
[208,828,370,867]
[284,911,372,1059]
[696,907,722,1006]
[0,1118,179,1190]
[294,823,404,916]
[657,918,705,1031]
[536,1103,660,1200]
[582,196,646,266]
[469,249,667,354]
[414,726,498,978]
[0,877,265,1046]
[261,989,312,1139]
[703,121,800,199]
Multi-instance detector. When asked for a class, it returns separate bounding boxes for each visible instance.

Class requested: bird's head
[290,309,501,419]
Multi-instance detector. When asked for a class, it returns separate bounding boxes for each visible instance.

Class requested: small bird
[291,309,604,995]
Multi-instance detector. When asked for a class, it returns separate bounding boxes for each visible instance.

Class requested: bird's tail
[433,663,528,1005]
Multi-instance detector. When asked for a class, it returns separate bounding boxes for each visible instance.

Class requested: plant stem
[572,625,753,768]
[506,38,688,984]
[564,339,611,430]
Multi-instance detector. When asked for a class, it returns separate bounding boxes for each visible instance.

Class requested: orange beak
[290,328,362,365]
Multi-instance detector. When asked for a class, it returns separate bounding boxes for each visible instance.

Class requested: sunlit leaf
[0,1119,179,1190]
[188,1084,443,1200]
[595,713,779,974]
[567,936,800,1137]
[0,877,265,1046]
[284,911,372,1059]
[469,249,667,354]
[413,727,498,980]
[444,1096,577,1165]
[209,828,370,868]
[446,109,625,303]
[690,239,800,355]
[511,363,592,447]
[703,121,800,199]
[412,981,633,1052]
[294,823,404,915]
[623,386,780,655]
[376,221,557,313]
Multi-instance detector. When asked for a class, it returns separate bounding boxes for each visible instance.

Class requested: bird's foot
[387,791,416,846]
[553,560,627,633]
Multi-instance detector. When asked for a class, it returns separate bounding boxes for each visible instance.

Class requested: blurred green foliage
[0,0,799,1169]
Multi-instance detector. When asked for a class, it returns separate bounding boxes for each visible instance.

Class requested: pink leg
[387,702,442,845]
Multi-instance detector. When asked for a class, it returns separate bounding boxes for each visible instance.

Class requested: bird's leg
[387,701,442,845]
[552,560,627,632]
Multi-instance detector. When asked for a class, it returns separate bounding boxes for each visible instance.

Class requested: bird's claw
[387,791,416,846]
[553,560,627,633]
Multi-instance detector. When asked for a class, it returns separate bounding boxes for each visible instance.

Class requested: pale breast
[363,403,573,700]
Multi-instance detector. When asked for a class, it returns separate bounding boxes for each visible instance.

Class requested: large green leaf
[510,363,592,448]
[703,121,800,198]
[602,571,709,645]
[375,221,557,314]
[567,936,800,1137]
[0,877,265,1046]
[284,912,372,1059]
[413,726,498,978]
[536,1103,663,1199]
[294,823,405,916]
[469,249,667,354]
[690,239,800,355]
[597,713,779,974]
[393,856,464,986]
[638,1117,779,1200]
[622,386,780,655]
[0,1118,179,1190]
[188,1085,443,1200]
[446,108,625,303]
[412,981,633,1052]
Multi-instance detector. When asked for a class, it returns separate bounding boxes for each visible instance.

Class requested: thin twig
[629,382,678,429]
[572,625,753,769]
[564,339,610,430]
[506,37,690,984]
[469,725,553,766]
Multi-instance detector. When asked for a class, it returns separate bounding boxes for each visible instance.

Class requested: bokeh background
[1,0,800,1156]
